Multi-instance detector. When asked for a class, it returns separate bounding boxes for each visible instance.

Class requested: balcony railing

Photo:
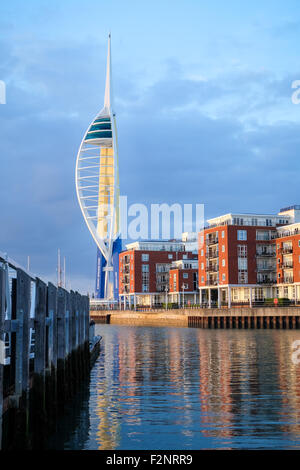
[256,252,275,257]
[282,277,294,284]
[281,262,293,269]
[206,238,219,246]
[206,280,218,286]
[206,251,219,259]
[281,247,293,254]
[256,266,276,272]
[257,278,276,284]
[205,265,219,272]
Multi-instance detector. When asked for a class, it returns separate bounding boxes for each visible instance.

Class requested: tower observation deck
[75,35,121,300]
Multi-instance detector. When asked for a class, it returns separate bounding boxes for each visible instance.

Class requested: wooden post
[57,288,66,361]
[65,291,71,357]
[47,283,57,370]
[34,279,47,375]
[15,269,31,397]
[32,278,47,449]
[0,266,5,450]
[57,287,66,411]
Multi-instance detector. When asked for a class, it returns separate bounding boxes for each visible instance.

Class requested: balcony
[256,266,276,272]
[281,262,293,269]
[206,237,219,246]
[281,247,293,254]
[256,252,275,257]
[206,280,218,286]
[205,265,219,272]
[282,277,294,284]
[206,251,219,259]
[257,278,275,284]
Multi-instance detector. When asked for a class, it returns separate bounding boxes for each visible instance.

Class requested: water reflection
[48,326,300,450]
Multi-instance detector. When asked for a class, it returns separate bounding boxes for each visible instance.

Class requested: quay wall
[91,307,300,329]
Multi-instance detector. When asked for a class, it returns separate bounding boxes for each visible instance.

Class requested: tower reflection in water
[48,326,300,449]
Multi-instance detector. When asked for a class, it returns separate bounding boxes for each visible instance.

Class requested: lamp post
[182,283,185,308]
[165,286,169,310]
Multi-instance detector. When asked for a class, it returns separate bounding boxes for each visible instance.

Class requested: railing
[205,265,219,272]
[283,277,294,284]
[0,252,90,449]
[206,280,218,286]
[256,252,275,257]
[206,238,219,246]
[277,229,300,238]
[281,262,293,269]
[206,251,219,259]
[281,247,293,254]
[257,278,276,284]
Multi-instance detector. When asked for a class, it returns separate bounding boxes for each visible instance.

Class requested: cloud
[1,34,300,293]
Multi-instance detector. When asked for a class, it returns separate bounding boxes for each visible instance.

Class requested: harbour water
[47,324,300,450]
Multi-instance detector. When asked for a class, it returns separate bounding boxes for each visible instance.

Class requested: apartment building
[119,238,198,308]
[169,258,198,306]
[198,211,292,307]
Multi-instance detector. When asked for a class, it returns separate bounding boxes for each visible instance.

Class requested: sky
[0,0,300,293]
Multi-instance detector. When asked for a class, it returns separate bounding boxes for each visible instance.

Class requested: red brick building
[119,240,197,307]
[276,221,300,301]
[169,259,198,305]
[198,212,291,307]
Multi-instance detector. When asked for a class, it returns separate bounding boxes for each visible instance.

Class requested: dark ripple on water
[46,325,300,450]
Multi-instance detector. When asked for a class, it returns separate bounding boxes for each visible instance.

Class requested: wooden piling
[0,252,95,450]
[0,267,5,450]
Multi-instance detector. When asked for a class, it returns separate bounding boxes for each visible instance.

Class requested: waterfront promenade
[90,306,300,329]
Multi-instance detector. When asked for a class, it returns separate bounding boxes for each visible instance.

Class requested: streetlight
[165,285,169,310]
[182,283,185,308]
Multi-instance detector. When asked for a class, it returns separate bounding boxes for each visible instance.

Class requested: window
[238,258,248,270]
[222,259,225,267]
[278,273,281,278]
[237,245,247,257]
[201,262,204,270]
[142,264,149,272]
[183,254,187,259]
[238,271,248,283]
[142,284,149,292]
[222,245,225,252]
[237,230,247,241]
[201,249,203,256]
[278,258,280,264]
[222,273,226,281]
[201,276,204,283]
[183,273,188,279]
[298,240,300,247]
[277,244,280,250]
[221,230,225,238]
[168,254,173,259]
[142,253,149,261]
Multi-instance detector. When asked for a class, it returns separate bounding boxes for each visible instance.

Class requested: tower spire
[104,33,112,111]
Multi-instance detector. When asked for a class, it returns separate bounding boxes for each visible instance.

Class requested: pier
[90,306,300,329]
[0,253,99,450]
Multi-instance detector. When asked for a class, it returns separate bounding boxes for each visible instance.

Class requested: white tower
[75,35,120,300]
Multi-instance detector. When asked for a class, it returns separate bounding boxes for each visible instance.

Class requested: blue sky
[0,0,300,292]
